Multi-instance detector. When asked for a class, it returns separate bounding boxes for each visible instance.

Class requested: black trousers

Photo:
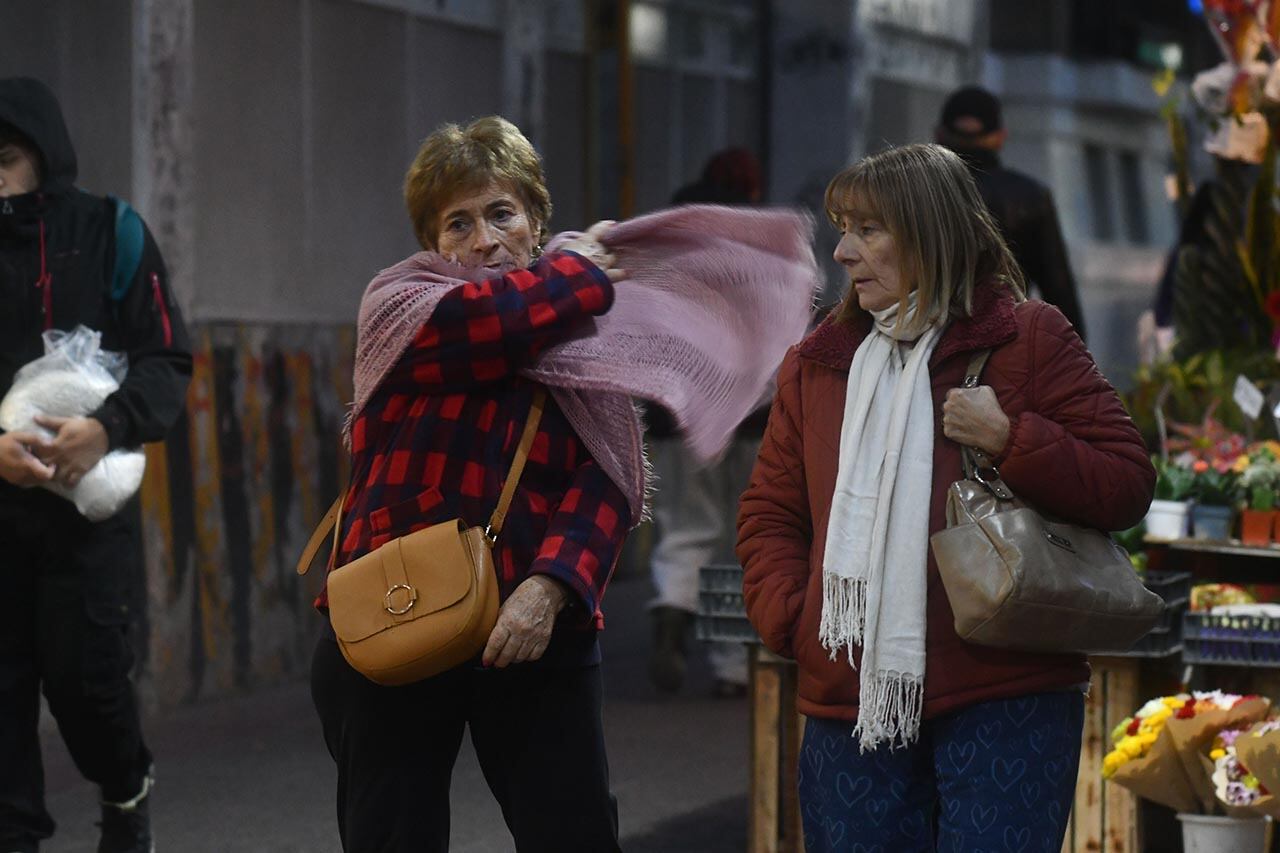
[311,631,622,853]
[0,494,151,851]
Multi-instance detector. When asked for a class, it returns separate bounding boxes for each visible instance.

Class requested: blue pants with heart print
[798,690,1084,853]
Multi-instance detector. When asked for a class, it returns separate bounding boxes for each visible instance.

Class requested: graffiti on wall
[135,323,353,705]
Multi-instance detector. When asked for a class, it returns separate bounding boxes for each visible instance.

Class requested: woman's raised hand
[558,220,626,282]
[942,386,1012,458]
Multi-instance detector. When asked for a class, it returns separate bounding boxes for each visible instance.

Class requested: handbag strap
[296,387,547,576]
[957,349,1014,501]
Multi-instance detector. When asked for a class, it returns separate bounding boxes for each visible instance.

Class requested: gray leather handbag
[929,350,1163,654]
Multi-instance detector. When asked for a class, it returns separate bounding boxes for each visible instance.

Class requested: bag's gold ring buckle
[384,584,418,615]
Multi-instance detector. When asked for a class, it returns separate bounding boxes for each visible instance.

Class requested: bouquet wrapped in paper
[1235,718,1280,811]
[1202,721,1280,818]
[1104,692,1270,814]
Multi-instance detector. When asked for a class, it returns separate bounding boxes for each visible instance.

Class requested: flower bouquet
[1234,718,1280,798]
[1104,692,1270,813]
[1202,721,1280,818]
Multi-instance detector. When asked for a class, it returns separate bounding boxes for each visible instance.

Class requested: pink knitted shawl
[348,205,818,521]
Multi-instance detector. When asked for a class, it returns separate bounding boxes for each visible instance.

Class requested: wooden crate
[1062,656,1142,853]
[748,646,805,853]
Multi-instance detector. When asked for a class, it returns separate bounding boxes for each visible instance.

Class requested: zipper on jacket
[36,217,52,330]
[151,272,173,346]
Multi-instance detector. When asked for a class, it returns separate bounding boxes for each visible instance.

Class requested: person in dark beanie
[0,77,191,853]
[936,86,1087,340]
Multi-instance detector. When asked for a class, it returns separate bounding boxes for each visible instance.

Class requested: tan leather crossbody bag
[295,389,546,685]
[929,351,1163,654]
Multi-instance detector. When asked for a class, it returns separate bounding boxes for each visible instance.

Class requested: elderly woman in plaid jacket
[310,117,627,853]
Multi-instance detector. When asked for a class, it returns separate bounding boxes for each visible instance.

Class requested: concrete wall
[136,326,351,701]
[0,1,134,199]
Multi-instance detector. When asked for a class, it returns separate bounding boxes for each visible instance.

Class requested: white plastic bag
[0,326,146,521]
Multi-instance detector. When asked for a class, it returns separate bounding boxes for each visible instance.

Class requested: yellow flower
[1140,732,1159,748]
[1210,748,1227,760]
[1234,455,1252,474]
[1120,737,1145,759]
[1103,751,1127,778]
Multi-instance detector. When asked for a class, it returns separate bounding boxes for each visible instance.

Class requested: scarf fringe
[818,574,867,661]
[852,669,924,752]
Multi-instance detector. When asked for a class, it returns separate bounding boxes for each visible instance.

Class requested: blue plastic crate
[1183,612,1280,667]
[695,564,758,644]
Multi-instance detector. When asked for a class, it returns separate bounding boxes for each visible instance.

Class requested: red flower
[1266,291,1280,321]
[1127,718,1141,736]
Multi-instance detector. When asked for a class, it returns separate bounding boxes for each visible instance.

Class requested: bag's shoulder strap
[295,387,548,576]
[956,348,1015,501]
[962,349,992,390]
[296,495,343,576]
[487,387,546,541]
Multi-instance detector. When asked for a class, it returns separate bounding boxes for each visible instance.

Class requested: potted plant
[1190,463,1239,540]
[1148,458,1196,541]
[1237,447,1280,545]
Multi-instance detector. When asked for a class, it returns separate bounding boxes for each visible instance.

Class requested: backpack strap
[109,196,145,302]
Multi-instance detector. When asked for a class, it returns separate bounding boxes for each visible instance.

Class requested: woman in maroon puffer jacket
[737,143,1154,853]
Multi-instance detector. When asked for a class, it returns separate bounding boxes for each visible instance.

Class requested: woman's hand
[942,386,1011,457]
[481,575,570,668]
[558,220,626,283]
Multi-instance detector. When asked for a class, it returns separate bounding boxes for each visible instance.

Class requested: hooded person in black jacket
[0,77,191,853]
[935,86,1087,341]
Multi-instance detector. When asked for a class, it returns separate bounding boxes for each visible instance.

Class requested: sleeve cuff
[551,250,616,314]
[89,400,130,450]
[529,563,597,626]
[992,411,1024,468]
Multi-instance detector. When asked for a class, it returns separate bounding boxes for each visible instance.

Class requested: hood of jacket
[0,77,77,192]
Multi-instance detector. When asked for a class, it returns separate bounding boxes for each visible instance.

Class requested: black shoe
[649,606,693,693]
[98,774,154,853]
[712,678,748,699]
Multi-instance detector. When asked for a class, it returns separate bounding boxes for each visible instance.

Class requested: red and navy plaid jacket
[320,251,629,637]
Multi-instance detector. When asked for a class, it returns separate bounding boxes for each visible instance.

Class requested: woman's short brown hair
[824,143,1024,332]
[404,116,552,251]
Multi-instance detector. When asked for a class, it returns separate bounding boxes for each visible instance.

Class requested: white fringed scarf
[820,294,942,751]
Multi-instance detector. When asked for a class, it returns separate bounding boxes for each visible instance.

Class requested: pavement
[38,574,753,852]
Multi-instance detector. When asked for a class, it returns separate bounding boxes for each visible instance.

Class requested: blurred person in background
[646,146,765,698]
[936,85,1087,341]
[0,77,192,853]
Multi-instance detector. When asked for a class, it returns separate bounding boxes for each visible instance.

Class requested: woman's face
[832,211,909,313]
[435,180,538,272]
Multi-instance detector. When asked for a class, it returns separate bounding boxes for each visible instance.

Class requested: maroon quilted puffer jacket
[737,283,1155,721]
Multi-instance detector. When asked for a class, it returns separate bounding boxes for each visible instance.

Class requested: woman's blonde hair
[824,143,1024,333]
[404,116,552,251]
